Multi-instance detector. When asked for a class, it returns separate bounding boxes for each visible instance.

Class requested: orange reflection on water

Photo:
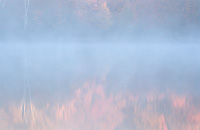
[0,81,200,130]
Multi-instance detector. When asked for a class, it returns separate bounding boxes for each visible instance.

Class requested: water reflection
[0,44,200,130]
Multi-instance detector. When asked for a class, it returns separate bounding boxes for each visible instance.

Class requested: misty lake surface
[0,43,200,130]
[1,0,200,128]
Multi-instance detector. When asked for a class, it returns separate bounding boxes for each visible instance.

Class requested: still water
[0,43,200,130]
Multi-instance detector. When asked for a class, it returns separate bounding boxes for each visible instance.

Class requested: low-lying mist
[0,0,200,129]
[0,0,200,42]
[0,44,200,129]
